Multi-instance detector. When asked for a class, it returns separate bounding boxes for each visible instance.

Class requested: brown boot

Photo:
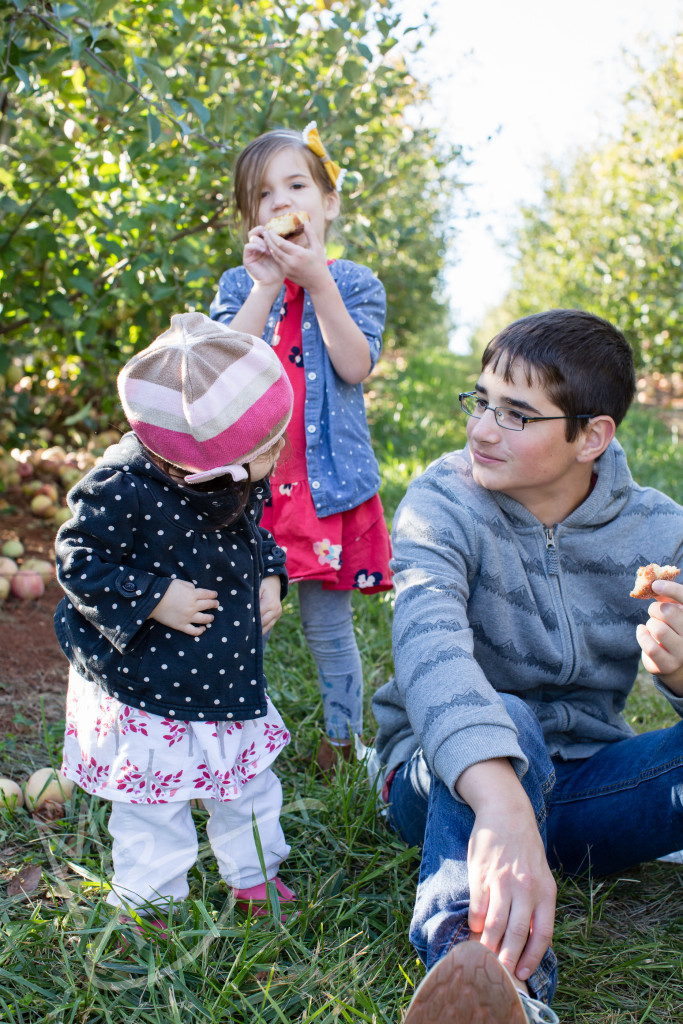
[315,735,355,773]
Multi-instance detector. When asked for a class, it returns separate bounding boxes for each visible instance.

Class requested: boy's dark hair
[482,309,636,441]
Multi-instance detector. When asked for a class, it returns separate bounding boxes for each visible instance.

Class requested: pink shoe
[233,876,297,920]
[116,915,169,953]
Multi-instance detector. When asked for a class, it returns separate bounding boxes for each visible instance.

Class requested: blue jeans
[387,692,683,1005]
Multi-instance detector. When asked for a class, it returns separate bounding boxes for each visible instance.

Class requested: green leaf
[64,400,94,425]
[136,57,170,99]
[69,34,85,60]
[48,296,74,320]
[170,4,187,27]
[9,64,31,93]
[146,111,162,146]
[52,191,80,219]
[187,97,211,126]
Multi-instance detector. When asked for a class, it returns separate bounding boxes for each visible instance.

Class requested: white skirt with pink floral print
[62,668,290,805]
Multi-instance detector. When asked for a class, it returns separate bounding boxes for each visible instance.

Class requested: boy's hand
[457,759,556,984]
[148,579,218,635]
[259,574,283,635]
[636,578,683,694]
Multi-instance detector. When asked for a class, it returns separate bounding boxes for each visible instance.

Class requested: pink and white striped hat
[117,312,293,483]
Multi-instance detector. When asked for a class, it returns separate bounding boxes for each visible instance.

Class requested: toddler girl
[210,123,392,769]
[55,312,296,921]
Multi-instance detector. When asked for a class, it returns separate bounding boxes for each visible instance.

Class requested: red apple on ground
[10,570,45,599]
[21,558,55,584]
[36,482,59,504]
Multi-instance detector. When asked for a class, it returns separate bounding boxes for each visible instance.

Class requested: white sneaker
[657,849,683,864]
[403,941,559,1024]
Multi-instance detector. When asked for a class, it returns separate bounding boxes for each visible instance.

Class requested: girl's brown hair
[233,129,337,240]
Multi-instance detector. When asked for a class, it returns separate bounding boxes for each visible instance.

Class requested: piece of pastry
[629,563,680,599]
[264,210,310,239]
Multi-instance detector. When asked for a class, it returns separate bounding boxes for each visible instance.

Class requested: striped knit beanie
[117,312,293,483]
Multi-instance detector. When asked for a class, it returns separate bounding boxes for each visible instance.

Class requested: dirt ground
[0,498,67,775]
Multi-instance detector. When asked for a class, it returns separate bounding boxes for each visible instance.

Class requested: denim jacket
[210,259,386,517]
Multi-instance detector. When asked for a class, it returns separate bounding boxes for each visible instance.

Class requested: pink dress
[260,276,393,594]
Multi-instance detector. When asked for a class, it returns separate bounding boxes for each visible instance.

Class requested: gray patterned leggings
[297,581,363,740]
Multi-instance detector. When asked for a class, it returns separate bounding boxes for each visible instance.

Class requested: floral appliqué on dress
[313,538,342,571]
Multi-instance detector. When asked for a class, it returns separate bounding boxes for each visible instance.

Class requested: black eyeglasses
[458,392,595,432]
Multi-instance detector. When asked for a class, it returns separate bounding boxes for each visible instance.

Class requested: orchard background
[1,2,681,1022]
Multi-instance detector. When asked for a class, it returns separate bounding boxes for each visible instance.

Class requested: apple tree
[504,33,683,380]
[0,0,462,447]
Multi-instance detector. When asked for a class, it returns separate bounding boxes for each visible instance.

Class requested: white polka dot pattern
[54,433,288,723]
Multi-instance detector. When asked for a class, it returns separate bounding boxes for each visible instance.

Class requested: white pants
[106,769,290,912]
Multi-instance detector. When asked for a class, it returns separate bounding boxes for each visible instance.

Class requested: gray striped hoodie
[372,439,683,792]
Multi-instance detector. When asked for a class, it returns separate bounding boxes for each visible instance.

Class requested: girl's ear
[576,415,616,464]
[324,188,340,223]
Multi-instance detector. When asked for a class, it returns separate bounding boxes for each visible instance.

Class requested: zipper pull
[545,526,559,574]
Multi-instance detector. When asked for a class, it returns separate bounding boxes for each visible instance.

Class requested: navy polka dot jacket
[54,433,288,722]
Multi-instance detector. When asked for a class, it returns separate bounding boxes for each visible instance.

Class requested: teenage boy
[372,310,683,1024]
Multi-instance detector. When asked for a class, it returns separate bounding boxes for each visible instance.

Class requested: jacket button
[312,481,320,489]
[122,580,136,592]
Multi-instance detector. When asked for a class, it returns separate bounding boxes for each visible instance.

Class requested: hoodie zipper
[545,526,559,575]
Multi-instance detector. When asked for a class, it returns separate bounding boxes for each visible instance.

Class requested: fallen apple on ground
[0,778,24,810]
[21,557,55,583]
[10,570,45,600]
[2,539,24,560]
[24,767,74,812]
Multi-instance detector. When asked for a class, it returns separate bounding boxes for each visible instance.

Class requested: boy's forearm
[455,757,531,814]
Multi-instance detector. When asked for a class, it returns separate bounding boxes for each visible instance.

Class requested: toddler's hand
[149,579,218,636]
[243,228,286,289]
[259,575,283,635]
[636,578,683,690]
[262,221,330,292]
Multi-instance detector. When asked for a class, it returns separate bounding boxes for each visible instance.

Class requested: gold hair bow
[302,121,346,191]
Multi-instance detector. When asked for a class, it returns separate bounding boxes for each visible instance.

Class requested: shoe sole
[403,942,528,1024]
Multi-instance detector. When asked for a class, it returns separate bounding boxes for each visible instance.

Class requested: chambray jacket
[210,259,386,517]
[54,433,288,722]
[372,440,683,795]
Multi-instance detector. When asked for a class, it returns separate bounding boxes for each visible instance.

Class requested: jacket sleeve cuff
[432,725,529,801]
[103,572,173,653]
[653,676,683,719]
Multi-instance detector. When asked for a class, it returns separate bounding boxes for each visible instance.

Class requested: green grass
[1,345,681,1023]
